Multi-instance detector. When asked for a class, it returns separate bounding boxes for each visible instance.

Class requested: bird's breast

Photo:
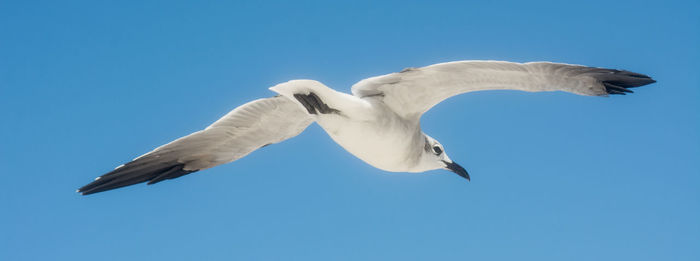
[314,108,422,172]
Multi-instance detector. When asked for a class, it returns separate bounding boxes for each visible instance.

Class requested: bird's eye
[432,146,443,155]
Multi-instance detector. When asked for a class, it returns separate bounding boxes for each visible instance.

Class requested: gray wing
[78,95,313,195]
[351,61,655,120]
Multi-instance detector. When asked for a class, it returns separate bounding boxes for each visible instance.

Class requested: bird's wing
[351,61,655,120]
[78,95,313,195]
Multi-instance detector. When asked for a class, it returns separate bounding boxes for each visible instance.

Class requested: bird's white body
[78,60,655,195]
[271,80,427,172]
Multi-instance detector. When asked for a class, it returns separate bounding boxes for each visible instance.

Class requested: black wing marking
[293,92,340,114]
[78,158,197,195]
[589,69,656,95]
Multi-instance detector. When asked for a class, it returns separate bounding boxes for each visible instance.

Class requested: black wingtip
[78,162,198,195]
[596,69,656,95]
[146,165,196,185]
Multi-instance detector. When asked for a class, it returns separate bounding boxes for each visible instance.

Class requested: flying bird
[78,60,655,195]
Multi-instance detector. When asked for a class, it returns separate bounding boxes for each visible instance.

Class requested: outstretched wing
[351,61,655,120]
[78,95,313,195]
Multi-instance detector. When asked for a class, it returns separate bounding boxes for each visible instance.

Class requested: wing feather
[351,61,655,120]
[78,95,312,195]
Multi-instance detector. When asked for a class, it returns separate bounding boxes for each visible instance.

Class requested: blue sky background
[1,0,698,260]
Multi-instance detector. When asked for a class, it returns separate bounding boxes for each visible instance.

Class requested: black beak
[443,160,470,181]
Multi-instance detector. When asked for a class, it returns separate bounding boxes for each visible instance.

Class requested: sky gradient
[1,0,699,260]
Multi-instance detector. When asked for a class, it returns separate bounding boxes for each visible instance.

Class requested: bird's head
[421,134,470,181]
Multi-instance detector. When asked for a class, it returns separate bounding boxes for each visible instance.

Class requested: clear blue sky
[1,0,698,260]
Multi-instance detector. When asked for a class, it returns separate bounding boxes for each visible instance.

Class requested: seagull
[78,60,655,195]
